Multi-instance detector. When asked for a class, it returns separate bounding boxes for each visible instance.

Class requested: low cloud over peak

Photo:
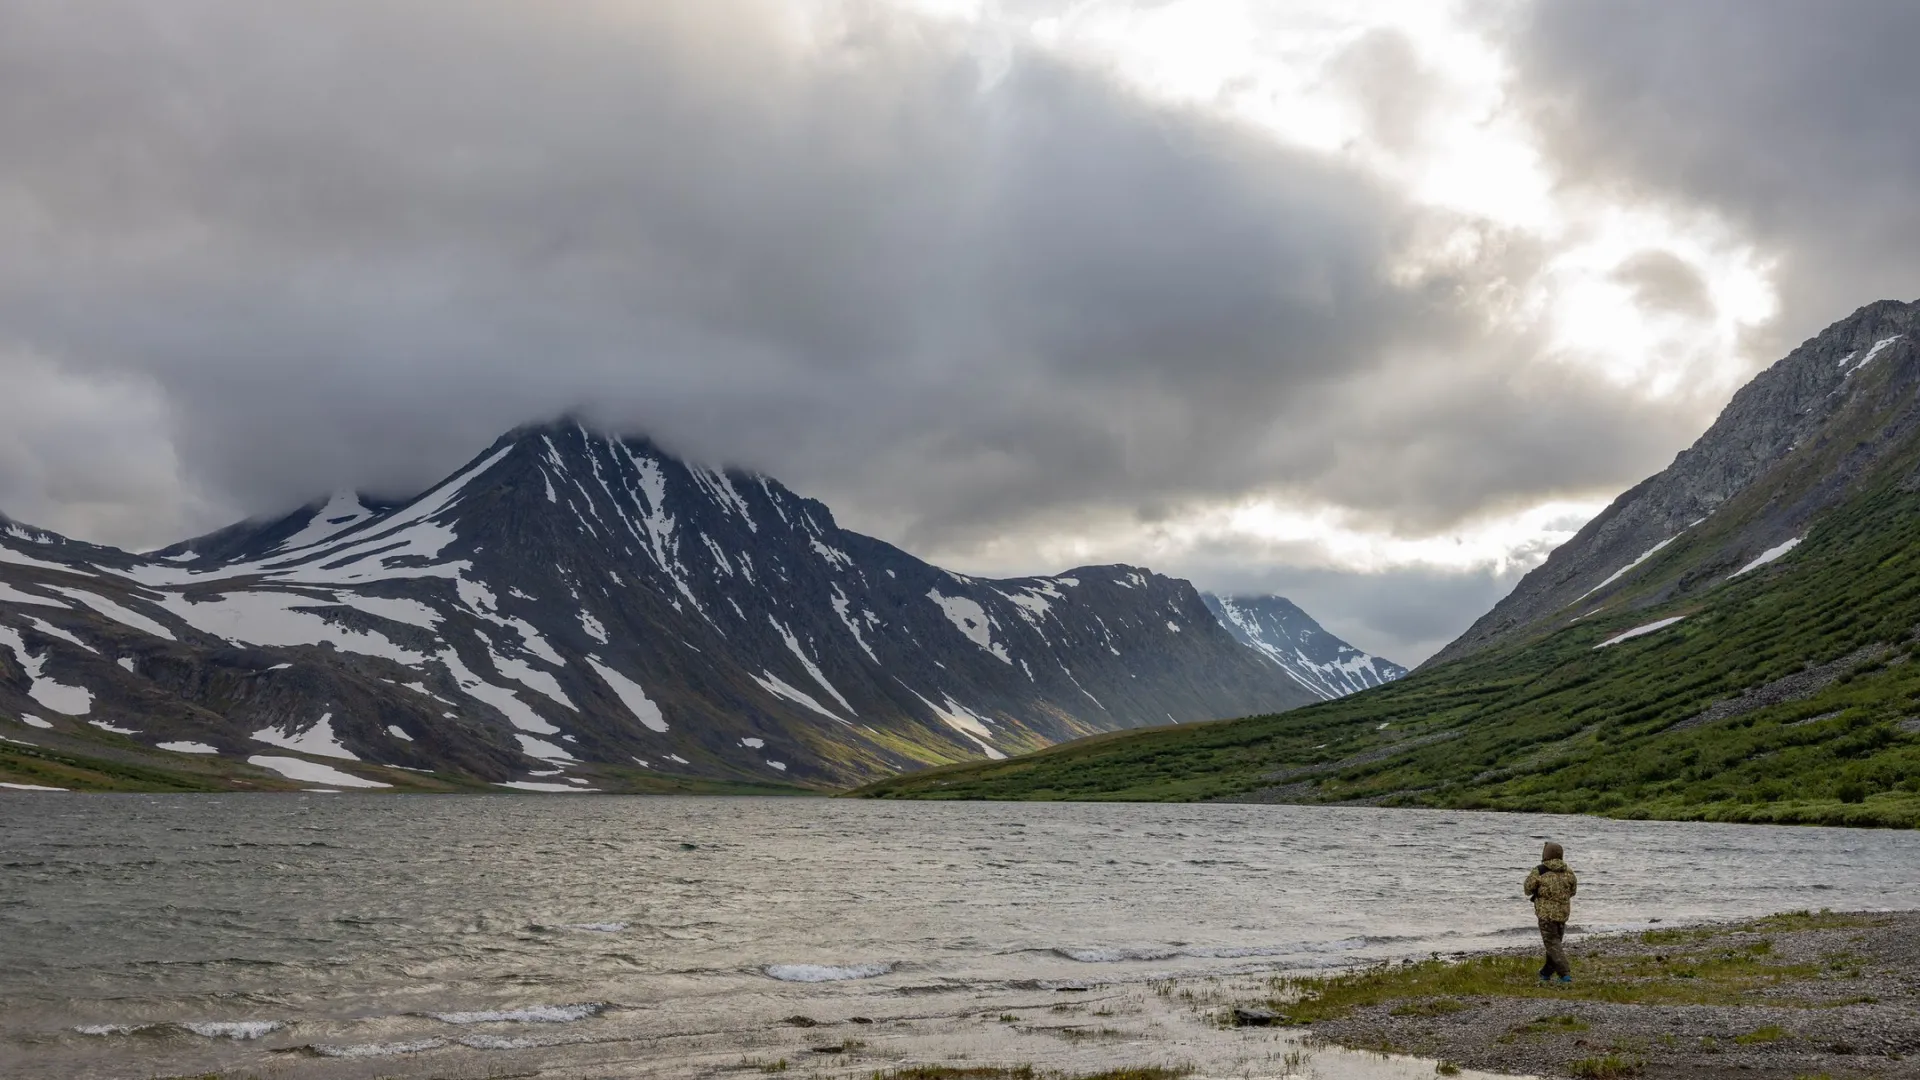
[5,0,1905,662]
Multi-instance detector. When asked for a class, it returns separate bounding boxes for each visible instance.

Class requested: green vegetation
[1271,949,1819,1024]
[1567,1054,1642,1079]
[0,739,234,792]
[1508,1014,1590,1036]
[1260,913,1873,1029]
[855,474,1920,826]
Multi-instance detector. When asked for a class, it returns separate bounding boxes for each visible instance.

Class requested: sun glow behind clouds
[888,0,1777,580]
[942,495,1606,590]
[1217,497,1605,576]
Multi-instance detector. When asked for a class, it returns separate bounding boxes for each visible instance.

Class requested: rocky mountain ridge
[1202,593,1405,699]
[1430,297,1920,666]
[0,420,1392,792]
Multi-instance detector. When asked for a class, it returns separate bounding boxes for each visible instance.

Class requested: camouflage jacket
[1524,859,1577,922]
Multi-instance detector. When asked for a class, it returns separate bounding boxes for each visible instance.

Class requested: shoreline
[1264,909,1920,1080]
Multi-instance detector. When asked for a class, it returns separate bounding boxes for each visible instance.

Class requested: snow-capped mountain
[1202,594,1405,699]
[0,420,1325,791]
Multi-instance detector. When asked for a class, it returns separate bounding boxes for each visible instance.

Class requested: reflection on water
[4,795,1918,1078]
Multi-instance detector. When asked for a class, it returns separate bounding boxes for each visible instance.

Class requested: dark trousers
[1538,917,1570,978]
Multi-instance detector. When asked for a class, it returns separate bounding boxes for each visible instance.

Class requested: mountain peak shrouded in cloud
[2,1,1917,663]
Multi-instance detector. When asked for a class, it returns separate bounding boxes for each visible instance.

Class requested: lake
[5,795,1919,1078]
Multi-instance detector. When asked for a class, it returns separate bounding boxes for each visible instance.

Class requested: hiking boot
[1558,975,1574,985]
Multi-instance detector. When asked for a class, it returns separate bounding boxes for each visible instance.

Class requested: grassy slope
[853,478,1920,827]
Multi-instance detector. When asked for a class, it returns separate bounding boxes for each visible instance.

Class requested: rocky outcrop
[1430,298,1920,667]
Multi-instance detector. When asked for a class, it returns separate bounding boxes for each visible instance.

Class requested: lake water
[5,795,1920,1079]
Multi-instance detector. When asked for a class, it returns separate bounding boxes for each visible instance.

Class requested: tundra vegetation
[858,470,1920,828]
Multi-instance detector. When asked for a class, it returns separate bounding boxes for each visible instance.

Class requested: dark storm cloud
[0,0,1692,549]
[1509,0,1920,349]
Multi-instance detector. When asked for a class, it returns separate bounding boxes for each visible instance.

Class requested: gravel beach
[1300,910,1920,1080]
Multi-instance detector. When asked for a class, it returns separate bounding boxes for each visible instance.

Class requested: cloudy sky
[2,0,1916,663]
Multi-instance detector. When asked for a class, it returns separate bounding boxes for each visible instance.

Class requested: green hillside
[852,475,1920,827]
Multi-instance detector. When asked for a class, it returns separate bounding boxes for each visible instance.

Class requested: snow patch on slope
[1594,617,1686,649]
[248,755,389,788]
[585,657,667,732]
[0,624,93,715]
[1734,537,1803,577]
[27,618,93,653]
[0,582,65,607]
[1581,536,1677,600]
[158,741,219,754]
[829,587,878,662]
[927,589,1012,664]
[273,492,379,553]
[43,587,176,641]
[252,714,359,760]
[1844,334,1902,374]
[752,671,846,724]
[770,618,856,714]
[157,591,424,663]
[907,689,1004,759]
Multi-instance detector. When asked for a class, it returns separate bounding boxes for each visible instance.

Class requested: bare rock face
[1429,298,1920,667]
[1,420,1323,790]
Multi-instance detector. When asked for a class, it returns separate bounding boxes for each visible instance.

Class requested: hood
[1537,858,1570,873]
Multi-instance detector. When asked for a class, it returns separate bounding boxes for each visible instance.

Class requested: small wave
[73,1024,143,1037]
[1053,938,1368,964]
[1053,946,1176,963]
[426,1003,606,1025]
[309,1038,445,1058]
[458,1033,564,1050]
[764,963,892,983]
[183,1020,287,1039]
[75,1020,285,1040]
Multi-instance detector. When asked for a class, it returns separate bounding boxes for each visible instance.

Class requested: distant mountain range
[0,420,1400,793]
[1203,594,1406,699]
[857,298,1920,828]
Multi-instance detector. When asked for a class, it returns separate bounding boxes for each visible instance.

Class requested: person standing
[1524,841,1577,984]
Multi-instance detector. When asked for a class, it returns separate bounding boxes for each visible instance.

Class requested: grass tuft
[1569,1055,1642,1079]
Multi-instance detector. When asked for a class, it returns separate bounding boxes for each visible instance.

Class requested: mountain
[1429,298,1920,666]
[0,420,1323,793]
[857,299,1920,828]
[1202,593,1404,699]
